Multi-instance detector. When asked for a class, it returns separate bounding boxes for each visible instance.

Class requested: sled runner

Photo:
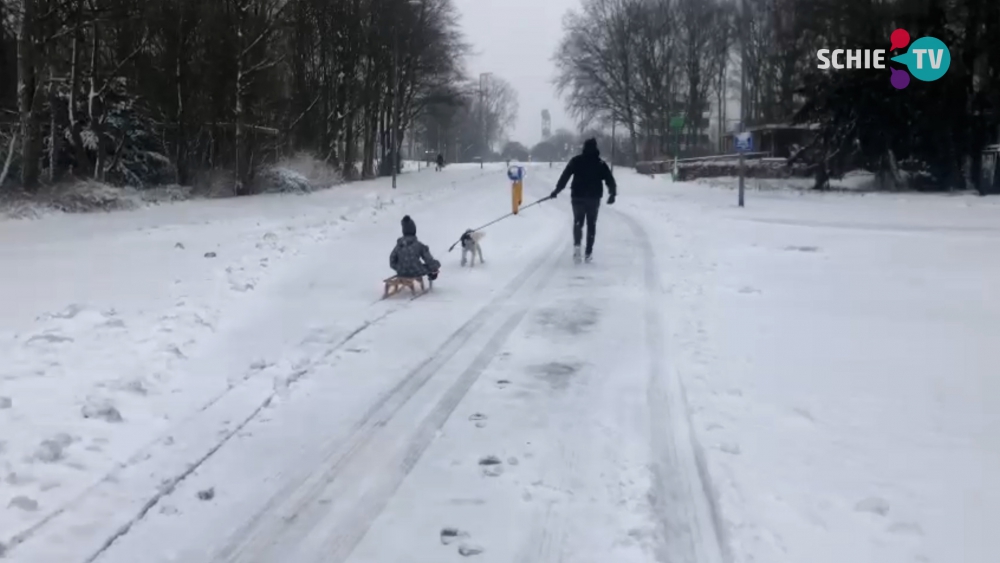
[382,273,435,299]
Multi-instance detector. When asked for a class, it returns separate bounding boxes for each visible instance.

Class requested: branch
[0,133,17,188]
[287,93,322,133]
[95,32,149,98]
[241,1,291,58]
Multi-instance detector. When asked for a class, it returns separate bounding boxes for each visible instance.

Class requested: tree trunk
[67,8,90,176]
[174,6,189,185]
[48,65,63,182]
[18,0,41,189]
[88,20,107,181]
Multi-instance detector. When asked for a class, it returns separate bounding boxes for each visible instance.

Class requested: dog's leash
[447,196,553,252]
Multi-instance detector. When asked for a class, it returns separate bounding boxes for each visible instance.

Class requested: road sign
[734,132,753,152]
[507,165,525,181]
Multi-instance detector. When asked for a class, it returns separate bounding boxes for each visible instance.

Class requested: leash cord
[447,196,552,251]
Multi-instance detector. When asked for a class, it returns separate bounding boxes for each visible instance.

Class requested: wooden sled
[383,274,434,299]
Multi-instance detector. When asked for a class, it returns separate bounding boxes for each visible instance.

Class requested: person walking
[549,138,617,263]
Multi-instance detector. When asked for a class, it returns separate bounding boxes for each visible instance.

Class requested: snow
[618,176,1000,563]
[1,164,997,563]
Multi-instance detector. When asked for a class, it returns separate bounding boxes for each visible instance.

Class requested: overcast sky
[452,0,580,147]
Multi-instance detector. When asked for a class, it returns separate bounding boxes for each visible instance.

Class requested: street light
[392,0,423,189]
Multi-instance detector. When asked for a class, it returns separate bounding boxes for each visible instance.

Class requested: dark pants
[571,198,600,254]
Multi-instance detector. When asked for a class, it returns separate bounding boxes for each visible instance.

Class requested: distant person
[390,216,440,280]
[549,138,617,263]
[436,153,445,171]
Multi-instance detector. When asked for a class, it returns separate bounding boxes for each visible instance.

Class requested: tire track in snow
[214,235,568,563]
[314,298,554,563]
[6,185,495,562]
[71,310,400,563]
[615,209,730,563]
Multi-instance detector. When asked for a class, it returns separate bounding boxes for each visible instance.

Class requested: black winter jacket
[552,142,617,200]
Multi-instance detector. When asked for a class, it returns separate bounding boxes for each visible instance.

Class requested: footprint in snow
[718,443,741,455]
[479,456,504,477]
[469,413,487,421]
[42,304,85,320]
[440,528,469,545]
[81,398,123,423]
[25,332,74,345]
[887,522,923,536]
[496,380,511,389]
[855,496,890,516]
[458,544,484,556]
[34,433,75,463]
[791,407,815,422]
[9,496,39,511]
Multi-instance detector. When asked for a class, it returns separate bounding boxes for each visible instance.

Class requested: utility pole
[391,20,399,188]
[479,72,491,169]
[610,120,616,172]
[738,0,747,207]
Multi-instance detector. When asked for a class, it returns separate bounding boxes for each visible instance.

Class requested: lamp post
[392,0,423,188]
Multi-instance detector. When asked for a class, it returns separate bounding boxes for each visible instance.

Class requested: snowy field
[1,164,997,563]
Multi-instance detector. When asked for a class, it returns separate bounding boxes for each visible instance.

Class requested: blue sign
[507,165,525,181]
[734,132,753,152]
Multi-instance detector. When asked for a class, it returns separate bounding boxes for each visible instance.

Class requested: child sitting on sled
[390,215,440,280]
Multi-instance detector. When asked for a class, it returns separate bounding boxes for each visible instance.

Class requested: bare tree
[555,0,644,160]
[478,74,518,151]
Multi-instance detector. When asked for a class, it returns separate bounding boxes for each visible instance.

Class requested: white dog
[460,230,485,267]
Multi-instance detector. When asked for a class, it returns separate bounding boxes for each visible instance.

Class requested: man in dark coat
[549,138,617,263]
[390,215,441,279]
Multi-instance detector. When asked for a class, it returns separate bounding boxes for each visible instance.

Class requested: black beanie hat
[401,215,417,236]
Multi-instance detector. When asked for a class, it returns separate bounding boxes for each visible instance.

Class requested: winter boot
[584,253,593,263]
[573,245,582,264]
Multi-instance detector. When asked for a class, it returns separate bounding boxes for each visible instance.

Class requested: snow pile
[675,157,811,181]
[263,153,345,192]
[0,182,143,219]
[254,167,314,194]
[0,182,203,220]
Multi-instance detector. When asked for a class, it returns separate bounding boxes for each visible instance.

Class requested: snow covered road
[2,166,998,563]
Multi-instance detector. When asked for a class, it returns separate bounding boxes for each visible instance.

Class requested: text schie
[816,49,887,69]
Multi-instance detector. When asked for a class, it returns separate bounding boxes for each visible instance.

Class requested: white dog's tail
[470,231,485,242]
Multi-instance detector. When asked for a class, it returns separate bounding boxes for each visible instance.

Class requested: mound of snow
[256,168,313,194]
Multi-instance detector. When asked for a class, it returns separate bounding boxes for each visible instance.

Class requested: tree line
[554,0,1000,191]
[413,72,519,164]
[0,0,497,194]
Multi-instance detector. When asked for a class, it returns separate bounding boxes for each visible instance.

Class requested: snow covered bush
[249,153,345,194]
[43,182,144,213]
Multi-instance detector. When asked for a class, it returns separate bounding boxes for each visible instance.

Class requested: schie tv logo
[816,29,951,90]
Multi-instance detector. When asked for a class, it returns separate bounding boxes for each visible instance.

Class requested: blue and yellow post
[507,164,525,214]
